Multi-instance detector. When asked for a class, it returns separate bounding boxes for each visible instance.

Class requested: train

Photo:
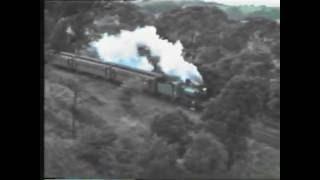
[47,51,208,110]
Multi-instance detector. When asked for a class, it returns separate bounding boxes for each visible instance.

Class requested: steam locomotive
[48,51,207,110]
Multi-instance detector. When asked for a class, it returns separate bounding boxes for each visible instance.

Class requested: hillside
[135,0,280,21]
[44,1,280,178]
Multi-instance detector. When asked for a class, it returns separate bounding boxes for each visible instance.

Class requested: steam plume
[90,26,203,84]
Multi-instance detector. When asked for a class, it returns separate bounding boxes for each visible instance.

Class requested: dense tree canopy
[151,110,193,144]
[150,110,195,156]
[202,75,273,168]
[183,131,228,175]
[45,1,280,178]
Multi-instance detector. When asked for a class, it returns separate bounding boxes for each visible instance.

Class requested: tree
[223,110,250,169]
[150,110,195,156]
[68,12,97,54]
[60,79,84,138]
[197,46,223,64]
[221,75,269,117]
[267,79,280,122]
[241,53,274,78]
[45,135,97,177]
[272,42,280,59]
[45,10,55,44]
[45,1,96,21]
[202,75,270,169]
[49,17,70,52]
[72,125,118,176]
[137,136,183,178]
[183,131,228,177]
[198,65,227,97]
[46,1,99,53]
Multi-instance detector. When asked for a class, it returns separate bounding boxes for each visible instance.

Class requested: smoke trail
[90,26,203,84]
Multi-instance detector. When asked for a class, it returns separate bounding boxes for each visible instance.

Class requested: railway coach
[48,51,207,110]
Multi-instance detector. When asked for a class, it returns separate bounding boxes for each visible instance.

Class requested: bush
[45,135,97,177]
[183,131,228,176]
[150,110,195,156]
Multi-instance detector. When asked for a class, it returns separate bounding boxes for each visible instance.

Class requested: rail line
[47,52,280,149]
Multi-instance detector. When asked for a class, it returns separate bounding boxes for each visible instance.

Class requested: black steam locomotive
[48,51,207,110]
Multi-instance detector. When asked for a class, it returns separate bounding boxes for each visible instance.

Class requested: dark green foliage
[183,131,228,175]
[151,110,194,144]
[272,42,280,58]
[45,136,97,177]
[222,35,246,52]
[73,107,105,128]
[45,11,55,43]
[45,1,96,19]
[205,75,270,120]
[48,18,70,52]
[267,80,280,122]
[45,1,280,178]
[155,6,228,47]
[200,52,274,100]
[223,110,250,169]
[150,110,195,156]
[242,54,275,77]
[45,1,102,53]
[202,75,272,168]
[197,46,224,64]
[138,136,183,178]
[137,0,279,21]
[72,125,118,176]
[77,126,117,151]
[198,66,226,97]
[240,17,279,37]
[222,18,279,51]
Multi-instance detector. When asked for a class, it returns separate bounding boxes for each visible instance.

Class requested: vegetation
[136,0,280,21]
[150,110,195,156]
[45,1,279,178]
[183,131,228,177]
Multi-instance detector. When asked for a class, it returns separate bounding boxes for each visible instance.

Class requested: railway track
[47,52,280,149]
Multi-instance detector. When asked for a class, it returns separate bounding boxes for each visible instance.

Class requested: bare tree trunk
[71,90,78,139]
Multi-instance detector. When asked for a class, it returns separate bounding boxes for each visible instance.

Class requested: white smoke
[90,26,203,84]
